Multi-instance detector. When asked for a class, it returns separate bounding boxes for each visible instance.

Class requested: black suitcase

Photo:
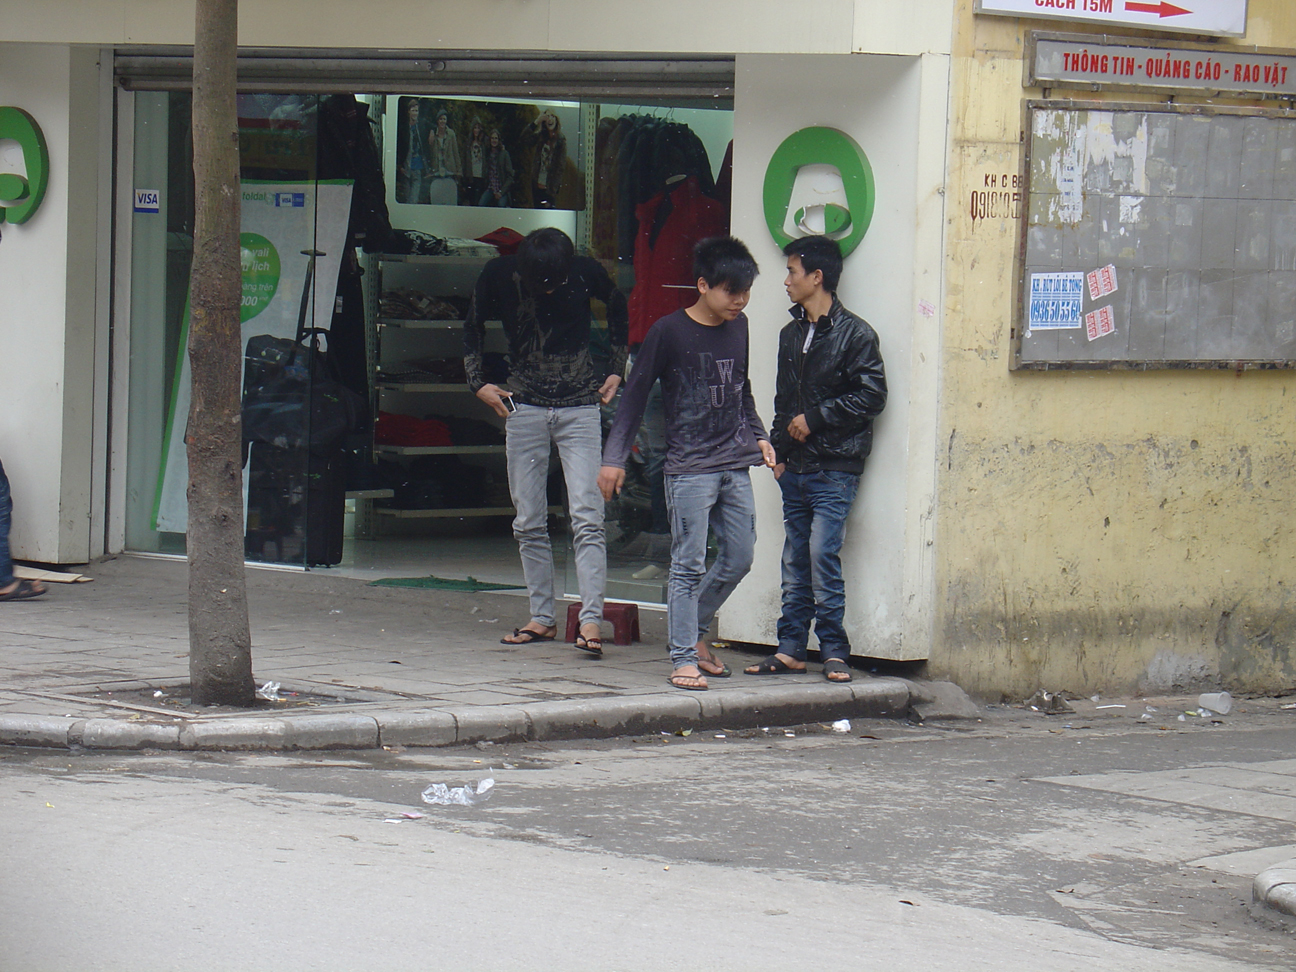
[305,452,346,567]
[241,249,361,567]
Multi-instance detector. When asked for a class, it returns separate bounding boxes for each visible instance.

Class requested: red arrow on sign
[1124,1,1192,16]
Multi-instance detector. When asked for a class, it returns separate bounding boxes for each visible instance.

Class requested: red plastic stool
[565,601,640,645]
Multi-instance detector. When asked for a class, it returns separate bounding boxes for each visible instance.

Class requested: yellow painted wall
[936,0,1296,698]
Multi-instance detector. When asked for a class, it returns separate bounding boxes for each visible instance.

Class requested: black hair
[782,235,843,292]
[517,227,575,294]
[693,236,759,293]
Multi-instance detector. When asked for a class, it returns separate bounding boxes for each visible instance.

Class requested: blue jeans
[664,469,756,669]
[477,188,512,207]
[776,469,860,662]
[0,458,12,588]
[506,404,605,629]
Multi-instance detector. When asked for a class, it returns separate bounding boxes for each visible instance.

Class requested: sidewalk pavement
[4,553,1295,921]
[0,553,948,754]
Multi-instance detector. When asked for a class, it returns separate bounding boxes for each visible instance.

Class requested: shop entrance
[118,52,735,604]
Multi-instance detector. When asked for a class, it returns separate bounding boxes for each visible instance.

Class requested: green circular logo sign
[0,106,50,225]
[762,127,875,256]
[239,232,280,322]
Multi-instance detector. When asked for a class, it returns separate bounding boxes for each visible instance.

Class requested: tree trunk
[187,0,254,707]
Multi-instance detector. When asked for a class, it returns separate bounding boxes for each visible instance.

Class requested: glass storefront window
[124,86,733,603]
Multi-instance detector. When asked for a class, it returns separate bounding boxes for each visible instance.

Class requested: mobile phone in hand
[502,394,517,413]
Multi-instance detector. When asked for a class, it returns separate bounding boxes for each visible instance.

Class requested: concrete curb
[0,716,78,748]
[1254,859,1296,919]
[0,676,919,753]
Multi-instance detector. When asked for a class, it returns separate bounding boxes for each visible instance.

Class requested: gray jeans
[506,403,605,629]
[664,469,757,669]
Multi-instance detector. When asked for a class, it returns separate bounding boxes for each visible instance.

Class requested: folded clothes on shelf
[377,356,467,384]
[475,227,524,255]
[379,289,465,320]
[374,410,452,447]
[385,229,499,258]
[385,229,449,256]
[386,455,505,510]
[441,237,500,258]
[426,413,504,446]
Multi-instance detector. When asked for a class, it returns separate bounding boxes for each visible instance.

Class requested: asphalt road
[2,707,1293,971]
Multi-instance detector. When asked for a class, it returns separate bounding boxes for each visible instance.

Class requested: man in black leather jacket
[744,236,886,682]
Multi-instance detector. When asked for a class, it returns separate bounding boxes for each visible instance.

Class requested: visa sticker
[134,189,160,213]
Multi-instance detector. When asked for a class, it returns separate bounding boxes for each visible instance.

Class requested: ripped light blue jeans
[664,469,756,669]
[506,404,605,630]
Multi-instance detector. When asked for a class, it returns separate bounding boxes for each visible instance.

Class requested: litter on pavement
[1197,691,1233,715]
[1026,689,1074,715]
[421,774,495,806]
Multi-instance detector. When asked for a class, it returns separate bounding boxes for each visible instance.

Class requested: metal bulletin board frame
[1013,99,1296,371]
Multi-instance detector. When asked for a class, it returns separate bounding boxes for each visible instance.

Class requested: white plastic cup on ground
[1197,691,1232,715]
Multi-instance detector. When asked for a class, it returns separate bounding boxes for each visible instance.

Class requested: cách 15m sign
[976,0,1248,38]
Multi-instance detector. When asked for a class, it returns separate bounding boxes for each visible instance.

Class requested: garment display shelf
[375,253,495,266]
[369,251,514,532]
[375,444,506,456]
[378,318,502,330]
[376,505,563,519]
[345,488,395,500]
[376,382,467,392]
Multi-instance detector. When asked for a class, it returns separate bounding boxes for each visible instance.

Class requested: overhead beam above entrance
[114,48,736,105]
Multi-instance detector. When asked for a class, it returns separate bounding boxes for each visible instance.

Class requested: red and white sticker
[1085,305,1116,341]
[1087,264,1119,301]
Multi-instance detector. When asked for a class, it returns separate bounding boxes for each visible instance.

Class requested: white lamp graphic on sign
[783,164,852,239]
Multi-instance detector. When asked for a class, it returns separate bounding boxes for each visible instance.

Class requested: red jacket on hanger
[626,175,726,346]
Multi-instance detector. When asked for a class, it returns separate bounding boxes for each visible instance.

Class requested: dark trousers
[776,469,861,662]
[0,458,13,587]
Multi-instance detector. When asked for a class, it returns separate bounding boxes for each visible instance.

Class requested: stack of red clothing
[374,411,452,447]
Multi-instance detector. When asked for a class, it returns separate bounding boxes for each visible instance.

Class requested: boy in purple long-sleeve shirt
[599,237,775,690]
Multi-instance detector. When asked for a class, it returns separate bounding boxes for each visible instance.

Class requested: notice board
[1015,102,1296,370]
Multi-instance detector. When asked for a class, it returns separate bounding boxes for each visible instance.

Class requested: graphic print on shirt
[506,273,595,405]
[677,352,749,451]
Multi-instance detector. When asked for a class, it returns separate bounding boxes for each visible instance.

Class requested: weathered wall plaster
[934,0,1296,697]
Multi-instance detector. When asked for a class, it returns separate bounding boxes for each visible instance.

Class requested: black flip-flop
[697,655,731,677]
[668,673,708,691]
[0,579,45,602]
[500,628,556,645]
[744,654,806,675]
[822,658,853,682]
[574,635,604,657]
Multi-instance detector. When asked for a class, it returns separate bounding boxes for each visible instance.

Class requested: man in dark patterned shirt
[599,237,775,690]
[465,228,628,654]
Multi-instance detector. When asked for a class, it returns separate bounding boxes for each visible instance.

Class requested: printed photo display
[394,97,584,210]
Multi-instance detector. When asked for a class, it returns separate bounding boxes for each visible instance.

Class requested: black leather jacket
[770,296,887,474]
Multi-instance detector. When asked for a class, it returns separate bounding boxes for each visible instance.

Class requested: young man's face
[697,280,751,321]
[784,255,823,307]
